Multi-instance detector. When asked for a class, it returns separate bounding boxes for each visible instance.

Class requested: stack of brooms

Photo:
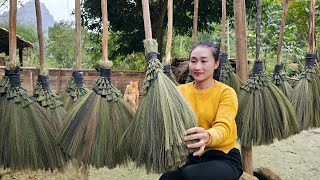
[289,0,320,130]
[119,0,197,174]
[32,0,66,129]
[59,0,134,169]
[0,0,64,171]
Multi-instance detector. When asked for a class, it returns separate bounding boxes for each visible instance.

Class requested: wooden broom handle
[35,0,45,72]
[75,0,82,70]
[101,0,108,62]
[276,0,289,65]
[142,0,152,40]
[165,0,173,65]
[221,0,226,53]
[192,0,199,46]
[9,0,17,64]
[308,0,315,54]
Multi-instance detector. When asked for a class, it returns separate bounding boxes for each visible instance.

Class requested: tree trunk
[192,0,199,46]
[165,0,173,65]
[75,0,82,70]
[221,0,226,53]
[308,0,315,54]
[255,0,262,60]
[276,0,289,64]
[142,0,153,40]
[234,0,251,174]
[9,0,17,64]
[101,0,108,62]
[156,0,168,60]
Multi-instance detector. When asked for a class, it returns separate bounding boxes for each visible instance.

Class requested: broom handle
[192,0,199,46]
[165,0,173,65]
[142,0,152,40]
[221,0,226,53]
[75,0,82,70]
[276,0,289,65]
[35,0,45,72]
[9,0,17,64]
[308,0,315,54]
[101,0,109,62]
[255,0,262,60]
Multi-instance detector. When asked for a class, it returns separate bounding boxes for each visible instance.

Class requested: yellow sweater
[178,81,239,154]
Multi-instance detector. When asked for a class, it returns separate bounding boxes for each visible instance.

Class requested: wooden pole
[75,0,82,70]
[101,0,109,62]
[192,0,199,46]
[165,0,173,65]
[308,0,315,54]
[256,0,262,60]
[234,0,251,175]
[35,0,45,72]
[9,0,17,64]
[276,0,289,64]
[221,0,226,53]
[142,0,152,40]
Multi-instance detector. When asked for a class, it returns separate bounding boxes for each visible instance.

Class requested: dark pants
[159,148,243,180]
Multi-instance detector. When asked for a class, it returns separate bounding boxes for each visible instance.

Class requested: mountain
[0,0,55,32]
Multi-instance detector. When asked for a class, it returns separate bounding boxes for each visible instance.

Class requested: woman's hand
[183,127,211,156]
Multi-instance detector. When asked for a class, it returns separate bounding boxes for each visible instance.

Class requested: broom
[0,0,64,169]
[163,0,178,85]
[119,0,197,174]
[59,0,134,169]
[289,0,320,130]
[218,0,242,93]
[272,0,292,97]
[32,0,66,129]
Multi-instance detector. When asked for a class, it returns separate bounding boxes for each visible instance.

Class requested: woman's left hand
[183,127,211,156]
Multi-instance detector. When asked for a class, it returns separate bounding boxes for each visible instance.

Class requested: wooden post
[165,0,173,65]
[192,0,199,46]
[234,0,251,175]
[276,0,289,64]
[9,0,17,64]
[35,0,45,73]
[101,0,109,62]
[19,48,23,66]
[75,0,82,70]
[308,0,315,54]
[221,0,226,53]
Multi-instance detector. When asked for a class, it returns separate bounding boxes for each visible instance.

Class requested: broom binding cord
[38,75,50,90]
[305,53,316,67]
[146,51,159,64]
[99,68,112,83]
[163,65,172,75]
[219,53,228,65]
[7,67,21,87]
[273,64,284,74]
[251,61,264,76]
[73,71,85,88]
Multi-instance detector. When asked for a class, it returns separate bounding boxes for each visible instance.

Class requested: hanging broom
[271,0,292,97]
[58,0,89,110]
[289,0,320,130]
[59,0,134,169]
[163,0,178,85]
[32,0,66,129]
[0,0,64,170]
[218,0,242,93]
[119,0,197,174]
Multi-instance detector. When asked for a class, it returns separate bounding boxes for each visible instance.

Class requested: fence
[0,66,145,94]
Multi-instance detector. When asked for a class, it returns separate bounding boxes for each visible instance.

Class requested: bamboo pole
[142,0,152,40]
[165,0,173,65]
[221,0,226,53]
[35,0,45,72]
[9,0,17,64]
[101,0,109,62]
[234,0,251,175]
[192,0,199,46]
[75,0,82,70]
[308,0,315,54]
[276,0,289,64]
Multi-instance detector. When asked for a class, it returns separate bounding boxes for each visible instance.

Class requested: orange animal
[124,81,139,111]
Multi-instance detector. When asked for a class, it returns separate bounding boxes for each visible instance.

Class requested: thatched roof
[0,27,34,54]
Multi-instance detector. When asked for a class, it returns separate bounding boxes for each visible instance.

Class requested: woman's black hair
[189,41,221,80]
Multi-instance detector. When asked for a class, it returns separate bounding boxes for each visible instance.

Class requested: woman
[160,41,243,180]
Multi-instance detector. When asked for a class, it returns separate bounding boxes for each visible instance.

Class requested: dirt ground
[1,128,319,180]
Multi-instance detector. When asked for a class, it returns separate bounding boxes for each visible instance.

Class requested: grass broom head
[272,64,293,97]
[236,60,300,146]
[0,63,65,171]
[33,71,66,130]
[219,53,242,93]
[59,61,134,169]
[163,64,179,85]
[119,40,198,174]
[59,71,90,110]
[289,53,320,130]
